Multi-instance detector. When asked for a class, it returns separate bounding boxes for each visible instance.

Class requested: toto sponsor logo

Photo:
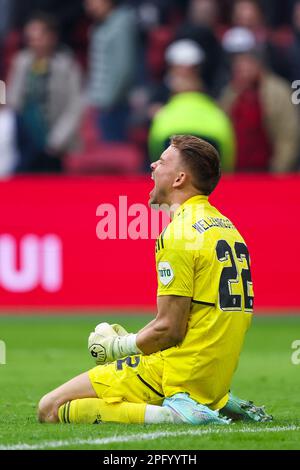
[0,234,62,292]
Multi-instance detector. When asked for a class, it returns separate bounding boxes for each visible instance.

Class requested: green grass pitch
[0,314,300,450]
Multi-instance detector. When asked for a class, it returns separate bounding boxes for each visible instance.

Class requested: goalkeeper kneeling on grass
[38,136,273,425]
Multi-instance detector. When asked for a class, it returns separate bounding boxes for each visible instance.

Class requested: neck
[168,189,203,208]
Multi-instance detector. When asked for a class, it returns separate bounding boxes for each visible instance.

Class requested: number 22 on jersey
[216,240,254,312]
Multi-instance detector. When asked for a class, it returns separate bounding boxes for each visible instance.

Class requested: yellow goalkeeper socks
[58,398,146,424]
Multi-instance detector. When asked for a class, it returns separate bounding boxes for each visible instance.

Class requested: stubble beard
[149,186,168,208]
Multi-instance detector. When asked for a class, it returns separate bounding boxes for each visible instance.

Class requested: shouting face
[149,145,184,207]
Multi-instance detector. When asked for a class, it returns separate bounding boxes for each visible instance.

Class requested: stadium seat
[65,142,144,174]
[66,106,145,174]
[80,108,100,150]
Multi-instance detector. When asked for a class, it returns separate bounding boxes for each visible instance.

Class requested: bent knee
[38,393,61,423]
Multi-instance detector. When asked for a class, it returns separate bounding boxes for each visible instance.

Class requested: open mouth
[149,174,155,197]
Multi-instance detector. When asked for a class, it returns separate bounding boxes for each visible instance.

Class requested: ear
[172,172,187,188]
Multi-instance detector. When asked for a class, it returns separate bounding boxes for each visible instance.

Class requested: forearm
[136,320,179,355]
[137,296,191,354]
[88,296,190,364]
[89,317,183,364]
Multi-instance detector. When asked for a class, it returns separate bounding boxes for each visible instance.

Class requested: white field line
[0,425,299,450]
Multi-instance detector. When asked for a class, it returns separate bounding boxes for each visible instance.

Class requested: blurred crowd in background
[0,0,300,176]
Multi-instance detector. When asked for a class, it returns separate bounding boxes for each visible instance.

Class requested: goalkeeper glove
[110,324,129,336]
[88,332,142,365]
[92,322,129,337]
[94,322,119,337]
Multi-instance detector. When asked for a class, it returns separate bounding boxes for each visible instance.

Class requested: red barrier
[0,175,299,311]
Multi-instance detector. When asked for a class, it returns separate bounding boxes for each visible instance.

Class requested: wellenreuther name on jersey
[193,217,235,234]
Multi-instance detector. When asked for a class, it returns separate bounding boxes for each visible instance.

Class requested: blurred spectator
[11,0,84,48]
[0,0,13,43]
[85,0,137,142]
[127,1,186,28]
[220,27,299,172]
[0,0,14,76]
[288,0,300,23]
[188,0,219,30]
[232,0,267,42]
[288,1,300,82]
[7,13,82,172]
[231,0,292,81]
[175,0,227,97]
[148,39,235,171]
[0,104,19,176]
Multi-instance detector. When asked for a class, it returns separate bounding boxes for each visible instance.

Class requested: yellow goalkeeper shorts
[88,353,164,406]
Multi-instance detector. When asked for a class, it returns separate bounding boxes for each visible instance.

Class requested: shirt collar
[173,195,209,219]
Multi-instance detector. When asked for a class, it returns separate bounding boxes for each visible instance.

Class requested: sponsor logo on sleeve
[158,261,174,286]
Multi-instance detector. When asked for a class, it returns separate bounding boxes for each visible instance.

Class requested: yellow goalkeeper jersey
[153,195,253,409]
